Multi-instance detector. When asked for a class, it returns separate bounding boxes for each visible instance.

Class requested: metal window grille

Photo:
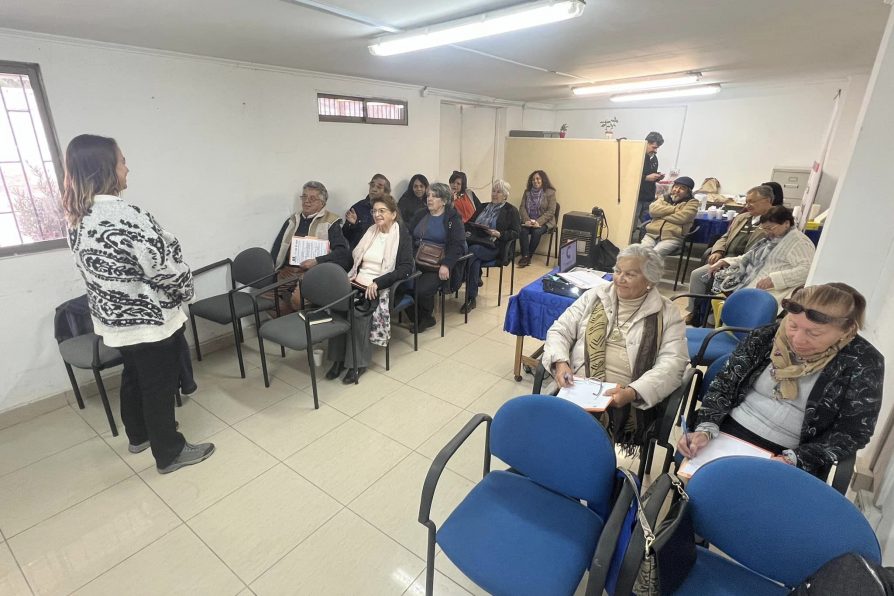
[317,93,407,126]
[0,62,66,256]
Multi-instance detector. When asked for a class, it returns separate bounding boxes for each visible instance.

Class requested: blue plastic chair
[685,288,778,366]
[418,395,620,596]
[673,456,881,595]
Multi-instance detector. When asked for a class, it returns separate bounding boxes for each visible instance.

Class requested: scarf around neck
[769,318,856,400]
[525,188,544,220]
[349,222,400,281]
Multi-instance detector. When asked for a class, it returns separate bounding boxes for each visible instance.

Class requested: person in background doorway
[640,175,699,256]
[763,181,785,206]
[517,169,557,268]
[636,131,665,225]
[398,174,430,224]
[448,170,481,223]
[63,134,214,474]
[343,174,390,249]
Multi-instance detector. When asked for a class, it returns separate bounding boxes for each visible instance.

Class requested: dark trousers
[175,330,195,391]
[519,226,547,258]
[415,271,443,320]
[467,244,499,301]
[118,327,187,468]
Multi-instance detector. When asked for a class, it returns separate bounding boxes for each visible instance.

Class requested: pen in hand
[563,372,574,386]
[680,415,691,451]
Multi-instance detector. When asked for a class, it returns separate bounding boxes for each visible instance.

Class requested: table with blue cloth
[689,215,732,245]
[504,269,611,382]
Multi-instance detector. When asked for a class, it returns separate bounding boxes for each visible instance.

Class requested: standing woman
[463,179,521,313]
[326,194,414,384]
[62,134,214,474]
[409,183,466,332]
[398,174,429,224]
[518,169,557,268]
[449,170,481,223]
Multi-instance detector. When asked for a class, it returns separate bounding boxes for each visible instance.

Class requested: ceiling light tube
[610,84,722,102]
[368,0,586,57]
[572,72,702,96]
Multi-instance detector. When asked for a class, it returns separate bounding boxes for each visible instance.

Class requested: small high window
[317,93,408,126]
[0,61,66,257]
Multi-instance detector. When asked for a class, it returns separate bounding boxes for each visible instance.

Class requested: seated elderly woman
[709,205,815,306]
[678,283,884,476]
[542,244,689,449]
[641,175,699,256]
[325,194,413,384]
[408,182,467,332]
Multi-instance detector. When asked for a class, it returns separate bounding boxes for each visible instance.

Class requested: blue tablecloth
[690,215,732,245]
[504,270,612,341]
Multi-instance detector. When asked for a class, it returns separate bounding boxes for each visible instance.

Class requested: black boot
[460,298,477,314]
[342,367,366,384]
[325,361,344,380]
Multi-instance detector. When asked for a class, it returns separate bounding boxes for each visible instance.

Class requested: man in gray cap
[640,175,699,256]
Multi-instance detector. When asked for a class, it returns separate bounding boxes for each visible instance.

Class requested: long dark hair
[62,134,122,226]
[526,170,555,192]
[401,174,429,201]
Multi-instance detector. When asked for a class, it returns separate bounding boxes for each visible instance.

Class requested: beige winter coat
[645,195,699,242]
[541,284,688,407]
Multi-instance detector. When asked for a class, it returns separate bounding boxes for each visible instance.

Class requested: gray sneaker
[128,421,180,454]
[157,442,215,474]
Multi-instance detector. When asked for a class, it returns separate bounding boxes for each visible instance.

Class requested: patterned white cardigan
[68,195,194,348]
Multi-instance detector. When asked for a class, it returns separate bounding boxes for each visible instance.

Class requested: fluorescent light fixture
[610,84,722,102]
[572,72,701,96]
[368,0,586,56]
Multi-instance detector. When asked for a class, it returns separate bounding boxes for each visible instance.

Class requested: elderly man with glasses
[270,180,351,312]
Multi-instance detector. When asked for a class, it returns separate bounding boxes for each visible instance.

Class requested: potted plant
[600,117,619,139]
[559,123,568,138]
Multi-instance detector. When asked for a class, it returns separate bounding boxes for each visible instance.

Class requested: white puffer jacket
[541,284,688,407]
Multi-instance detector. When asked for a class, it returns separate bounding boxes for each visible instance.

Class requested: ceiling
[1,0,889,103]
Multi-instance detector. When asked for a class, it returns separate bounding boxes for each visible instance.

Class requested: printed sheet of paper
[679,432,773,478]
[557,268,611,289]
[556,377,618,412]
[289,237,330,266]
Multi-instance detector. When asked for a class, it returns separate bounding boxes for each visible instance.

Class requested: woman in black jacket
[678,283,884,476]
[408,182,467,332]
[462,179,521,313]
[398,174,429,224]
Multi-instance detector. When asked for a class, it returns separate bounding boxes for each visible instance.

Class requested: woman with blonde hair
[63,134,214,474]
[678,283,884,476]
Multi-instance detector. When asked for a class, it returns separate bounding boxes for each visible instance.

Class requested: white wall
[551,80,866,207]
[0,31,443,413]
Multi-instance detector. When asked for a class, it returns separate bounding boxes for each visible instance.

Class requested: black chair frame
[543,202,561,266]
[387,270,423,370]
[670,293,753,366]
[188,257,279,379]
[63,335,121,437]
[480,238,517,307]
[248,276,358,409]
[439,252,474,336]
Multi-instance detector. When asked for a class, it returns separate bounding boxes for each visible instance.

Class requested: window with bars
[0,62,66,257]
[317,93,408,125]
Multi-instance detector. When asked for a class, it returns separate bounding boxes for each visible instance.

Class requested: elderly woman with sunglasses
[542,244,688,451]
[678,283,884,477]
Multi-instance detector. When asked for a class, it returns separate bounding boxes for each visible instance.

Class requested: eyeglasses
[300,194,321,202]
[371,208,390,215]
[781,299,851,325]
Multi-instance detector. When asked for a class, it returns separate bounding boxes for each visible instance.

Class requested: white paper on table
[556,377,618,412]
[678,432,773,478]
[289,237,330,265]
[557,268,611,290]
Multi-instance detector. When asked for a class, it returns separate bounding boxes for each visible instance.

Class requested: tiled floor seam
[1,527,36,596]
[0,433,99,482]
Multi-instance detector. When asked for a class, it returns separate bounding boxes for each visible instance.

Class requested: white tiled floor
[0,259,666,595]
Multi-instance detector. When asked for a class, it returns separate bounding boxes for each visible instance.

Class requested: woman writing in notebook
[541,244,688,451]
[677,283,884,476]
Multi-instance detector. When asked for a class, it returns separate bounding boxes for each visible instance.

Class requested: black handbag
[590,238,620,271]
[616,470,697,595]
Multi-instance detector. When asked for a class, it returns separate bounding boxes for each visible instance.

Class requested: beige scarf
[349,222,400,280]
[769,316,856,400]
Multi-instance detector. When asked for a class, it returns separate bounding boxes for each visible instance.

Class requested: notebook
[555,377,617,412]
[678,432,773,478]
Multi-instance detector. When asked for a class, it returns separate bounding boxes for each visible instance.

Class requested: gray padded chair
[54,295,123,436]
[250,262,357,408]
[188,247,276,379]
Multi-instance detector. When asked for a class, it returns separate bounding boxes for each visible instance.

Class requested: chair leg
[258,335,271,388]
[413,295,419,351]
[509,258,515,296]
[189,312,202,361]
[280,345,286,357]
[92,368,118,437]
[440,291,446,338]
[175,391,182,407]
[64,363,85,409]
[232,317,246,379]
[385,343,390,371]
[350,329,359,386]
[424,525,437,596]
[497,266,504,306]
[236,318,245,343]
[306,347,320,409]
